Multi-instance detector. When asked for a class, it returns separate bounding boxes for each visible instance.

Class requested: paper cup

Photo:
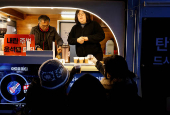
[73,57,79,63]
[79,57,84,63]
[85,57,88,63]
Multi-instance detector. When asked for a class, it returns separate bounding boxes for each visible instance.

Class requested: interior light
[7,16,11,22]
[61,11,75,15]
[61,14,75,18]
[61,12,75,18]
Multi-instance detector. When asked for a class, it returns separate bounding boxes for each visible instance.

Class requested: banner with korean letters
[3,34,35,56]
[141,18,170,113]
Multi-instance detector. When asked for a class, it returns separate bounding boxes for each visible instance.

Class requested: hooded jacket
[67,21,105,58]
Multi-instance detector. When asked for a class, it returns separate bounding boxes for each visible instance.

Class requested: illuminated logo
[7,81,21,95]
[23,85,29,93]
[41,65,63,82]
[11,67,28,71]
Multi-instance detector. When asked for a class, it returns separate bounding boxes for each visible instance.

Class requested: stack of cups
[73,57,89,63]
[73,55,93,63]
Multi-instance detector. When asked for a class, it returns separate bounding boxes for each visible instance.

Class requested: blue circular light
[0,73,28,103]
[7,81,21,95]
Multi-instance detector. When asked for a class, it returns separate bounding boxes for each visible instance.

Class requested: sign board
[141,18,170,113]
[4,34,35,56]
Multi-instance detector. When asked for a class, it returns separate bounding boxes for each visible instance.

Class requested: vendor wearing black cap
[30,15,63,53]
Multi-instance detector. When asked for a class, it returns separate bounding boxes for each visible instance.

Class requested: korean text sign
[141,18,170,111]
[153,37,170,65]
[4,34,35,56]
[141,18,170,66]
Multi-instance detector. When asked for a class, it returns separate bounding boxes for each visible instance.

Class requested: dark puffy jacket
[95,60,144,114]
[25,78,67,115]
[67,73,107,114]
[30,25,63,50]
[67,21,105,58]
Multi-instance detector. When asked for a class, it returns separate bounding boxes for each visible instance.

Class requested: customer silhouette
[67,73,107,114]
[25,59,76,115]
[92,55,143,114]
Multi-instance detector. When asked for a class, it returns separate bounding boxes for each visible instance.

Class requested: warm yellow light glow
[61,15,75,18]
[0,6,119,55]
[7,16,11,22]
[61,12,75,18]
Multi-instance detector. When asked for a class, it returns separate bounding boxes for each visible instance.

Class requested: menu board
[4,34,35,56]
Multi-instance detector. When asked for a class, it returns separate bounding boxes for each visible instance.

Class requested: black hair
[104,55,135,80]
[75,10,91,24]
[38,15,50,22]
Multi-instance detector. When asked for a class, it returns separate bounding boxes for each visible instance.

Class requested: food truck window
[0,7,118,58]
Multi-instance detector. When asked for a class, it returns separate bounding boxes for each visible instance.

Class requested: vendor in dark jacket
[30,15,63,53]
[67,10,105,61]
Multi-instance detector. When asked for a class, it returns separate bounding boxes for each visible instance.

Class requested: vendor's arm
[30,27,42,50]
[57,46,62,53]
[86,21,105,43]
[54,29,63,47]
[77,37,85,44]
[68,26,79,45]
[54,28,63,53]
[37,48,43,51]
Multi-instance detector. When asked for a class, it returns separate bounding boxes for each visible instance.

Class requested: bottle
[62,43,70,63]
[105,40,114,55]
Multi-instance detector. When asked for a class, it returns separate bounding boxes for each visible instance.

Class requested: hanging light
[7,16,11,22]
[61,12,75,18]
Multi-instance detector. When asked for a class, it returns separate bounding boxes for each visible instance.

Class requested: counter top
[0,55,53,64]
[0,55,99,71]
[64,62,98,71]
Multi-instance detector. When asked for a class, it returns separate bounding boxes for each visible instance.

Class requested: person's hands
[70,66,77,75]
[77,37,85,44]
[83,37,88,41]
[57,46,62,53]
[65,66,77,89]
[91,56,98,64]
[37,48,43,51]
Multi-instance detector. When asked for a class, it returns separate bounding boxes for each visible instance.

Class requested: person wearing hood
[67,10,105,61]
